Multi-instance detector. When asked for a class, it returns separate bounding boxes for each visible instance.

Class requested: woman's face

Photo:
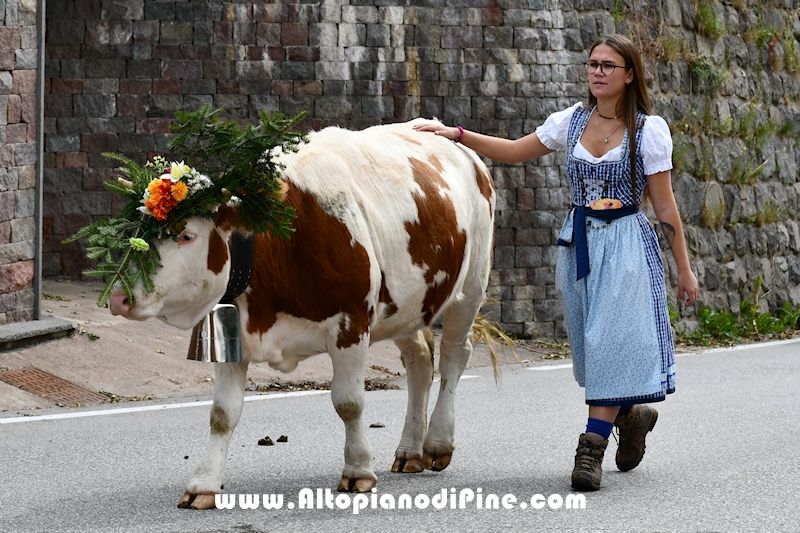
[587,44,634,101]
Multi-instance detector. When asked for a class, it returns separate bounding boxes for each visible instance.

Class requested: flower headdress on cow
[64,105,307,306]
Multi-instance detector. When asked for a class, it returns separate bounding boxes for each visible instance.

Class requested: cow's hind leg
[330,337,376,492]
[178,361,248,510]
[391,329,434,473]
[423,298,481,471]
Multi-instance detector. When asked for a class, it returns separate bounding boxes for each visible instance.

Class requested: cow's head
[108,211,237,330]
[62,107,305,329]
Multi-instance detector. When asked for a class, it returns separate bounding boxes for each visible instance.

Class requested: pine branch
[96,281,117,308]
[63,220,108,243]
[85,247,109,260]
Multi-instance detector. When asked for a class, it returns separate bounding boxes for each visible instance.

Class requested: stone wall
[0,0,38,326]
[643,0,800,332]
[41,0,800,336]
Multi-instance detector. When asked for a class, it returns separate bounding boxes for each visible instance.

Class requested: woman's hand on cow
[413,122,461,142]
[414,121,553,165]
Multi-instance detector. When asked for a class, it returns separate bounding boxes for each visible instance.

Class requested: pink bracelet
[454,126,464,143]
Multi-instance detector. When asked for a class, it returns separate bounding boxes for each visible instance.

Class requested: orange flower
[146,178,178,221]
[149,177,172,196]
[171,181,188,201]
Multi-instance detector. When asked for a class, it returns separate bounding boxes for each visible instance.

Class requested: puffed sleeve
[640,115,673,175]
[534,102,583,152]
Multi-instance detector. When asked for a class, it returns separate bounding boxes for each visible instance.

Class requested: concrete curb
[0,317,77,351]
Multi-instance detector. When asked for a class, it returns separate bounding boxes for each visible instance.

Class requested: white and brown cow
[109,119,495,509]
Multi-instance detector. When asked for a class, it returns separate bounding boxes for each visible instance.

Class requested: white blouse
[534,102,673,176]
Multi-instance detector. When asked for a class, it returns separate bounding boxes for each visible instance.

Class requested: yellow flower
[170,161,191,179]
[171,181,188,201]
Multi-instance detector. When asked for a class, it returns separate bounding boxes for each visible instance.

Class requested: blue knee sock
[585,418,614,440]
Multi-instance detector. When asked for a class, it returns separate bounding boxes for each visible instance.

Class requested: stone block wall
[0,0,38,326]
[643,0,800,331]
[40,0,800,337]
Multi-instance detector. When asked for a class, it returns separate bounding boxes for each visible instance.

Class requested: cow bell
[187,303,243,363]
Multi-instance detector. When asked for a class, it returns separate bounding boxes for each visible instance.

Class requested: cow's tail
[471,298,521,386]
[422,327,435,367]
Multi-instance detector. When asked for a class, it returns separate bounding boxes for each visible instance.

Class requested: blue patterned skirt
[556,209,675,405]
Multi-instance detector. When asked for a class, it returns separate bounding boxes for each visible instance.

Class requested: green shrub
[689,55,727,94]
[672,276,800,346]
[695,1,725,40]
[701,199,726,230]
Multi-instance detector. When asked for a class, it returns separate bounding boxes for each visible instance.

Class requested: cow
[108,119,496,509]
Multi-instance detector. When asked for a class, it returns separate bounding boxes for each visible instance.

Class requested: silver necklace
[595,109,622,143]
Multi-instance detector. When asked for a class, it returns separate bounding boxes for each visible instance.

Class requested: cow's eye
[177,231,197,246]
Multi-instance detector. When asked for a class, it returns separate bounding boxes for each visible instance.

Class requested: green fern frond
[104,180,139,198]
[63,220,107,243]
[96,281,117,308]
[85,247,109,260]
[82,266,120,277]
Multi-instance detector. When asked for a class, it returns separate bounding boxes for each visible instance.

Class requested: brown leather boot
[571,432,608,491]
[614,404,658,472]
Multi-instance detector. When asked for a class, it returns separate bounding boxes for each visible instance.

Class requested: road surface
[1,340,798,532]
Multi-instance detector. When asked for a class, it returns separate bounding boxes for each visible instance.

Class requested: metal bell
[187,303,243,363]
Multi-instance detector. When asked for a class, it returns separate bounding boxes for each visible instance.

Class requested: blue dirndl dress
[555,106,675,406]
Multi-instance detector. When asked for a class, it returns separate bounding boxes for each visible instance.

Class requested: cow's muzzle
[109,291,131,317]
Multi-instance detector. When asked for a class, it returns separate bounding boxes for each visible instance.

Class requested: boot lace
[575,440,605,469]
[615,409,641,441]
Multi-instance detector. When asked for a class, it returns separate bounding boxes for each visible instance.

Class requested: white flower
[138,205,153,216]
[170,161,191,180]
[187,172,213,193]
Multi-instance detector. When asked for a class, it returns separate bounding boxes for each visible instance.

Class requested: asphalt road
[1,340,798,533]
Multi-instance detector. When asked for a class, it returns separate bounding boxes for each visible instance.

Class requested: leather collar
[220,232,254,304]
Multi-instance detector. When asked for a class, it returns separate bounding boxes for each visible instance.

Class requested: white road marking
[0,390,328,425]
[433,375,479,383]
[526,337,800,367]
[693,337,800,354]
[527,363,573,371]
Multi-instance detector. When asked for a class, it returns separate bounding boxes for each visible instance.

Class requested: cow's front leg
[423,302,476,471]
[391,329,434,473]
[178,360,249,510]
[330,336,376,493]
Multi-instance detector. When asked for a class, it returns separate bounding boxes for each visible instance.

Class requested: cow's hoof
[177,491,218,510]
[391,457,424,473]
[337,476,376,493]
[422,451,452,471]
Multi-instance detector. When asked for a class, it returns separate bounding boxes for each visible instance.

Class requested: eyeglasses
[584,61,627,75]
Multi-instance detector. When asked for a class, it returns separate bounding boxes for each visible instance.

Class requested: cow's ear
[214,205,241,232]
[169,219,188,235]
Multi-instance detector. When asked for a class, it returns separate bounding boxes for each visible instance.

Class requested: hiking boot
[614,404,658,472]
[571,432,608,491]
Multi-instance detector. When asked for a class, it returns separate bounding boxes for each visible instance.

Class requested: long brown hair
[587,34,652,205]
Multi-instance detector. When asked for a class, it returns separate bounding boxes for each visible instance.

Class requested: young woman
[414,34,699,491]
